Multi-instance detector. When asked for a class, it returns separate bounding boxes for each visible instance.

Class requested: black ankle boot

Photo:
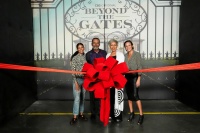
[127,112,135,122]
[137,115,144,125]
[70,118,78,125]
[78,114,88,121]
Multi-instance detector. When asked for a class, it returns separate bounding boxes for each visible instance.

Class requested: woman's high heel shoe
[137,115,144,125]
[127,112,135,122]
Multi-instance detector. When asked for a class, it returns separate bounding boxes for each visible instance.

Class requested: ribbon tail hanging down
[100,88,110,126]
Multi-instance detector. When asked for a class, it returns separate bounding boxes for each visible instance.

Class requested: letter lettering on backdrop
[79,20,89,29]
[64,0,147,41]
[91,21,100,29]
[124,20,132,28]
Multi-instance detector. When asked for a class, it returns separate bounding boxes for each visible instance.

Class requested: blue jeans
[73,78,86,115]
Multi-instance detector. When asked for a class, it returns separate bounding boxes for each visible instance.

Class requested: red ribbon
[1,62,200,74]
[82,57,129,126]
[0,63,85,74]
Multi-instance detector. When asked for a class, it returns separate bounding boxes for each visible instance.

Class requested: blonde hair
[108,39,118,46]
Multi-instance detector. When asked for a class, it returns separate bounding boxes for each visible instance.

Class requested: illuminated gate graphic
[32,0,181,60]
[31,0,182,100]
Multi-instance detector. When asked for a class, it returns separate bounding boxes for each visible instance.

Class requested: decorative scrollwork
[64,0,147,41]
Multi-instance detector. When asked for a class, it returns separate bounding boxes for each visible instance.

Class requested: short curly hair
[108,39,118,46]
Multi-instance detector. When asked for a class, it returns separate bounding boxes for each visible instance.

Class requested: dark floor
[1,100,200,133]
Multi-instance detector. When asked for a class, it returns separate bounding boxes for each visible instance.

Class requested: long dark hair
[70,43,85,61]
[124,40,134,49]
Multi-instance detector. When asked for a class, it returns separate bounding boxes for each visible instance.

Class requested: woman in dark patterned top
[70,43,88,125]
[124,40,144,125]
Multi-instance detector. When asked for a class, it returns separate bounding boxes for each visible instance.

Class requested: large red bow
[82,56,128,126]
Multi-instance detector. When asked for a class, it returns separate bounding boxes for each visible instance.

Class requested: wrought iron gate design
[32,0,181,60]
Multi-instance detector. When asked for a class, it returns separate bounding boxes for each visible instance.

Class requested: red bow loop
[95,63,107,71]
[104,56,118,69]
[86,68,99,79]
[113,74,127,89]
[111,62,129,76]
[94,57,105,67]
[82,63,93,72]
[83,78,96,91]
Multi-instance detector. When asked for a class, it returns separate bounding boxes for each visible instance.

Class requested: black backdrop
[176,0,200,111]
[0,0,36,125]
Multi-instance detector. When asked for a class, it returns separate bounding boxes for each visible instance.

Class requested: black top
[111,56,116,59]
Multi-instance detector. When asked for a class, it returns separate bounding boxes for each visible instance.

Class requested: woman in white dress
[106,39,125,122]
